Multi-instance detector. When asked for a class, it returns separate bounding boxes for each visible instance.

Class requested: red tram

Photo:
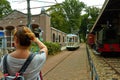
[87,33,95,48]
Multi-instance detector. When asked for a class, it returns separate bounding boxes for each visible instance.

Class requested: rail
[86,44,99,80]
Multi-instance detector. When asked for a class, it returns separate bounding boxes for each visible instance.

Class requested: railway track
[42,50,78,78]
[103,58,120,75]
[90,48,120,80]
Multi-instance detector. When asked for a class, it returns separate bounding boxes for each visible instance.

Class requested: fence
[86,44,99,80]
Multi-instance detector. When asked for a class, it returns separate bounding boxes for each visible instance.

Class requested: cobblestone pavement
[42,43,90,80]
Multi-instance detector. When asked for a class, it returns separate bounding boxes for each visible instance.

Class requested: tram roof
[90,0,120,33]
[66,34,77,37]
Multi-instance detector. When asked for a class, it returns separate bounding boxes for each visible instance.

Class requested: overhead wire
[13,3,61,11]
[30,0,56,4]
[10,0,61,11]
[54,0,58,3]
[11,0,56,3]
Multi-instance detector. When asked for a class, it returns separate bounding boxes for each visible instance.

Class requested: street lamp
[88,15,92,20]
[86,14,92,39]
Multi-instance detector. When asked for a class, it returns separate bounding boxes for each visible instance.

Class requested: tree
[62,0,85,33]
[79,14,88,42]
[47,0,100,42]
[85,6,100,29]
[47,0,85,33]
[0,0,12,18]
[80,6,100,42]
[47,4,68,33]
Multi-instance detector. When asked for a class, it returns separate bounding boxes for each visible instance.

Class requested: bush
[44,42,61,55]
[30,41,61,55]
[30,42,39,53]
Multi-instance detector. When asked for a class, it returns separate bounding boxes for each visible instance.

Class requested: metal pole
[27,0,32,30]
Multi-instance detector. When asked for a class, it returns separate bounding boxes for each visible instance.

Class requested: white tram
[66,34,80,50]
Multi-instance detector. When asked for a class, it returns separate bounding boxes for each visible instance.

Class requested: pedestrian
[0,26,48,80]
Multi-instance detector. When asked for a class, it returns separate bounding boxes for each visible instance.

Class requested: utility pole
[27,0,32,30]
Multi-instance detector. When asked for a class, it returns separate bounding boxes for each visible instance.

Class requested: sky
[7,0,105,15]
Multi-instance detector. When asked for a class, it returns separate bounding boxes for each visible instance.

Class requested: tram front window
[68,38,73,42]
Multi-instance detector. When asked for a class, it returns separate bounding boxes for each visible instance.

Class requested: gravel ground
[88,45,120,80]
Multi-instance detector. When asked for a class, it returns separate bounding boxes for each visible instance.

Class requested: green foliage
[44,42,61,55]
[79,14,89,42]
[30,42,40,53]
[0,0,12,18]
[62,0,85,33]
[85,6,100,22]
[30,42,61,55]
[46,0,100,42]
[47,0,85,33]
[47,4,69,33]
[80,7,100,42]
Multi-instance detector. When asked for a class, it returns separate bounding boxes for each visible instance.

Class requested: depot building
[0,9,66,50]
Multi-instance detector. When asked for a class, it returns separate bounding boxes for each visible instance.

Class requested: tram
[66,34,80,50]
[87,33,95,48]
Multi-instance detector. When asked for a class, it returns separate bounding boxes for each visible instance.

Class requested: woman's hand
[32,37,39,43]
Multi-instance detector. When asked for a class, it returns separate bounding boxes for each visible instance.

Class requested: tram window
[69,38,72,42]
[73,37,74,42]
[63,36,64,42]
[59,35,61,42]
[68,38,73,42]
[74,37,76,42]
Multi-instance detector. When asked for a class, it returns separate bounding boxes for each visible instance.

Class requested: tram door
[0,31,7,56]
